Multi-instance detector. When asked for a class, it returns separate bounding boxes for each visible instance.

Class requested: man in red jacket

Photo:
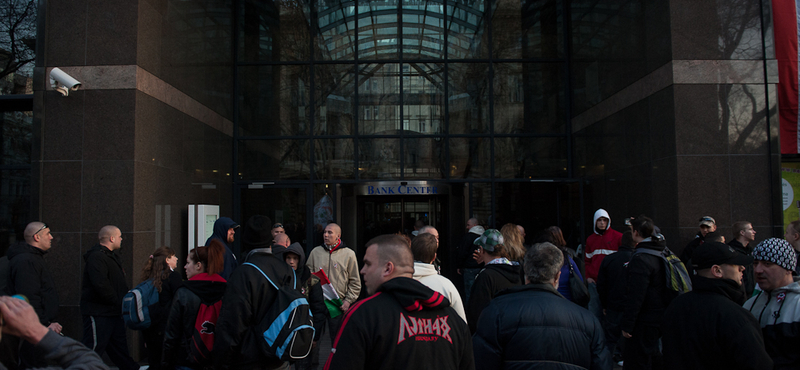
[585,209,622,319]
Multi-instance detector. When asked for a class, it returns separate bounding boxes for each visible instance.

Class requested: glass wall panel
[403,137,445,179]
[403,62,445,135]
[447,0,488,59]
[470,182,492,226]
[1,112,31,165]
[495,137,568,178]
[238,65,310,137]
[238,140,310,180]
[450,137,490,178]
[0,170,29,254]
[239,0,311,62]
[358,138,400,179]
[0,0,36,95]
[315,0,357,61]
[240,186,308,251]
[314,138,355,180]
[448,63,490,134]
[315,64,355,136]
[402,2,445,59]
[493,0,562,59]
[356,0,399,60]
[494,63,564,134]
[358,63,401,135]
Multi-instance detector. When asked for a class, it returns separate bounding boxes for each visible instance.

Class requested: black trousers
[623,322,663,370]
[81,315,139,370]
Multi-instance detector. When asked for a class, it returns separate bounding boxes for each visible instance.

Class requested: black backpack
[242,262,315,361]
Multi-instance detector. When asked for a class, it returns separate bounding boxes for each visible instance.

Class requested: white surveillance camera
[49,68,81,96]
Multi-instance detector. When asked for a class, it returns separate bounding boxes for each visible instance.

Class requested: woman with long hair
[162,239,227,370]
[500,223,526,262]
[467,229,522,333]
[543,226,587,306]
[139,246,182,370]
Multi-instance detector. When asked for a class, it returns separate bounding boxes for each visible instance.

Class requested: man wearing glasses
[729,221,757,297]
[5,222,62,368]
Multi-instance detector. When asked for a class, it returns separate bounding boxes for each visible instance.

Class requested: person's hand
[341,300,351,312]
[0,296,49,345]
[472,250,480,261]
[587,278,596,284]
[47,322,62,335]
[622,330,632,339]
[457,269,462,275]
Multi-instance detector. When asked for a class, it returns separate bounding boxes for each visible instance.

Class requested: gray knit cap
[752,238,797,272]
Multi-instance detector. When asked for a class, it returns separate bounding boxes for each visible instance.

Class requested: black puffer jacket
[597,244,634,312]
[80,244,130,317]
[5,242,58,326]
[213,249,295,370]
[472,283,611,370]
[621,239,670,332]
[467,263,521,333]
[162,273,227,370]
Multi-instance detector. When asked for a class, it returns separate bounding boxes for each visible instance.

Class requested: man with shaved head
[324,234,474,370]
[80,225,139,370]
[306,223,361,346]
[5,222,61,368]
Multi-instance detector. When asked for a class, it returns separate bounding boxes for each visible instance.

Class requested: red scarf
[327,239,342,253]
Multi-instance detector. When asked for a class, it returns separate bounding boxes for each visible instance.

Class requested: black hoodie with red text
[324,277,474,370]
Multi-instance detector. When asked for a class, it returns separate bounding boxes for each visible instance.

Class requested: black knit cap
[240,215,272,252]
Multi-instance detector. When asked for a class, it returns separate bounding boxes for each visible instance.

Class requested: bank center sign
[357,182,448,196]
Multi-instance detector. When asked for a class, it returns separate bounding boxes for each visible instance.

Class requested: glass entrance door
[359,197,439,242]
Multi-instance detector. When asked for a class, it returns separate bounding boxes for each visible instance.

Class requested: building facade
[0,0,782,348]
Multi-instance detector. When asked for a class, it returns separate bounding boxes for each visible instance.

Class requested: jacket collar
[497,282,565,299]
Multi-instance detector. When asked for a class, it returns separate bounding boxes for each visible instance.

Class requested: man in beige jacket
[306,223,361,341]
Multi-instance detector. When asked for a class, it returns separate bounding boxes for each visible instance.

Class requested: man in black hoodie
[214,215,295,370]
[324,234,474,370]
[663,242,772,369]
[80,225,139,370]
[282,242,326,370]
[205,217,240,280]
[597,230,635,363]
[5,222,61,368]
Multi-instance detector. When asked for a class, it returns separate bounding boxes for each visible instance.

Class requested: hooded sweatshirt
[5,242,58,326]
[585,209,622,281]
[458,225,485,270]
[323,277,474,370]
[744,280,800,369]
[284,242,327,340]
[205,217,238,280]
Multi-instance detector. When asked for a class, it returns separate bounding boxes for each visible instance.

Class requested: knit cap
[473,229,504,252]
[752,238,797,272]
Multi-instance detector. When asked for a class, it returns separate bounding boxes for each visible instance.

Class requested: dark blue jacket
[205,217,239,280]
[472,283,611,370]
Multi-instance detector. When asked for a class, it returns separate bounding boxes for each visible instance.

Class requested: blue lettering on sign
[432,187,438,194]
[365,185,440,195]
[398,186,404,194]
[368,186,375,195]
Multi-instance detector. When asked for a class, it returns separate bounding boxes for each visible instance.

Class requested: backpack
[635,247,693,296]
[122,280,160,330]
[243,262,315,361]
[190,298,223,366]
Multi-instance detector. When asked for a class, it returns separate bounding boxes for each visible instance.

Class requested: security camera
[49,68,81,96]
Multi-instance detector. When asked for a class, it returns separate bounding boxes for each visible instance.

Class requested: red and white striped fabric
[775,0,800,154]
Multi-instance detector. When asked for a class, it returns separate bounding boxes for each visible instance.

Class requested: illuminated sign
[367,185,438,195]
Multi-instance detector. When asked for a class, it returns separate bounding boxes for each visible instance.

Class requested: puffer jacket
[467,262,521,333]
[744,280,800,369]
[162,273,226,370]
[472,283,610,370]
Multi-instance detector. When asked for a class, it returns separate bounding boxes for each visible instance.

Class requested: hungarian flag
[774,0,800,154]
[311,268,344,318]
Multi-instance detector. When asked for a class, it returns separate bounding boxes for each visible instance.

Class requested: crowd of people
[0,210,798,370]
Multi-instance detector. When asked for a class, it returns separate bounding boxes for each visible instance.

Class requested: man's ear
[383,261,395,277]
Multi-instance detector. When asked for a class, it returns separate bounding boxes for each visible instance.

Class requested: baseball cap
[473,229,504,252]
[692,242,753,270]
[699,216,716,228]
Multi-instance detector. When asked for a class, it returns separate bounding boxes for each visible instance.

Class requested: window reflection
[240,0,311,62]
[403,62,444,135]
[358,63,400,135]
[238,140,310,180]
[403,137,445,178]
[238,66,310,137]
[447,0,488,59]
[1,112,31,165]
[0,170,29,254]
[315,64,355,136]
[450,137,490,178]
[449,63,490,134]
[358,137,400,179]
[314,138,355,179]
[494,63,564,134]
[494,137,567,178]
